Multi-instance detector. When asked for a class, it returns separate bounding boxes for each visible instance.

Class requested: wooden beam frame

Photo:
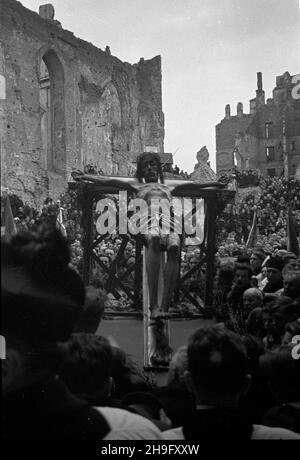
[77,178,234,313]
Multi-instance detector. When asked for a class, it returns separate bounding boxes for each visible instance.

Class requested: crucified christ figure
[72,153,222,319]
[134,152,180,318]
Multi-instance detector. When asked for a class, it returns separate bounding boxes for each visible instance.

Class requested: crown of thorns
[136,152,161,164]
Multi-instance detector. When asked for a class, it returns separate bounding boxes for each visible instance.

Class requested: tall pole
[83,190,93,285]
[205,198,217,308]
[282,118,289,179]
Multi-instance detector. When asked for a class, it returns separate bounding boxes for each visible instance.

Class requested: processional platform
[70,173,235,370]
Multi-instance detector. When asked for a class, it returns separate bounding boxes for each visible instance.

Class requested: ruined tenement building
[0,0,164,205]
[216,72,300,177]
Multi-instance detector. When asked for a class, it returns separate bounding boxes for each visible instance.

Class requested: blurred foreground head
[1,225,86,394]
[260,346,300,404]
[262,297,300,346]
[167,345,189,389]
[187,325,250,406]
[283,270,300,300]
[59,333,113,401]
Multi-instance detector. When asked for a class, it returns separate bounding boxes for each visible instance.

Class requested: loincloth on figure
[142,232,181,251]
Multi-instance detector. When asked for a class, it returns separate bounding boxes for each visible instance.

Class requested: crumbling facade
[216,72,300,178]
[0,0,164,205]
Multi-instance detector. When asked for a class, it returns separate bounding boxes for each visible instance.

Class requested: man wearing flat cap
[262,256,284,294]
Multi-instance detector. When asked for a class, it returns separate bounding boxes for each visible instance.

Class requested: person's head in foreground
[243,288,264,314]
[265,257,284,286]
[262,297,300,348]
[250,249,266,275]
[2,225,85,397]
[233,263,252,290]
[186,325,251,409]
[59,333,113,403]
[260,346,300,405]
[283,270,300,300]
[282,320,300,346]
[162,326,300,440]
[167,346,190,390]
[0,227,115,440]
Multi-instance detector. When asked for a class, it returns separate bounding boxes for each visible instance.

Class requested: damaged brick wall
[0,0,164,206]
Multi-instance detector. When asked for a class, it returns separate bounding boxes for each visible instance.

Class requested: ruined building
[0,0,164,205]
[216,72,300,178]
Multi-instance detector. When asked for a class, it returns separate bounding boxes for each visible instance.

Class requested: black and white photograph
[1,0,300,444]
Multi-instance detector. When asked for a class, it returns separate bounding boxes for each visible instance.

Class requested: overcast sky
[20,0,300,172]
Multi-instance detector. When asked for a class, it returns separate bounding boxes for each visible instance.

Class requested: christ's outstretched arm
[71,171,139,195]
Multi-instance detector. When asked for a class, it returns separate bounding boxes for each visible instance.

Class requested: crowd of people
[2,210,300,439]
[218,167,263,188]
[166,163,189,179]
[218,175,300,253]
[2,168,300,440]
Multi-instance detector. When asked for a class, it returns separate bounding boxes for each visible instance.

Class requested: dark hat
[236,255,250,264]
[252,249,266,262]
[265,256,284,272]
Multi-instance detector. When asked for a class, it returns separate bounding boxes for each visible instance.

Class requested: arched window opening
[39,50,65,174]
[39,59,51,169]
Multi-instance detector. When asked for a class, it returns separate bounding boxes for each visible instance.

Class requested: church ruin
[0,0,165,205]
